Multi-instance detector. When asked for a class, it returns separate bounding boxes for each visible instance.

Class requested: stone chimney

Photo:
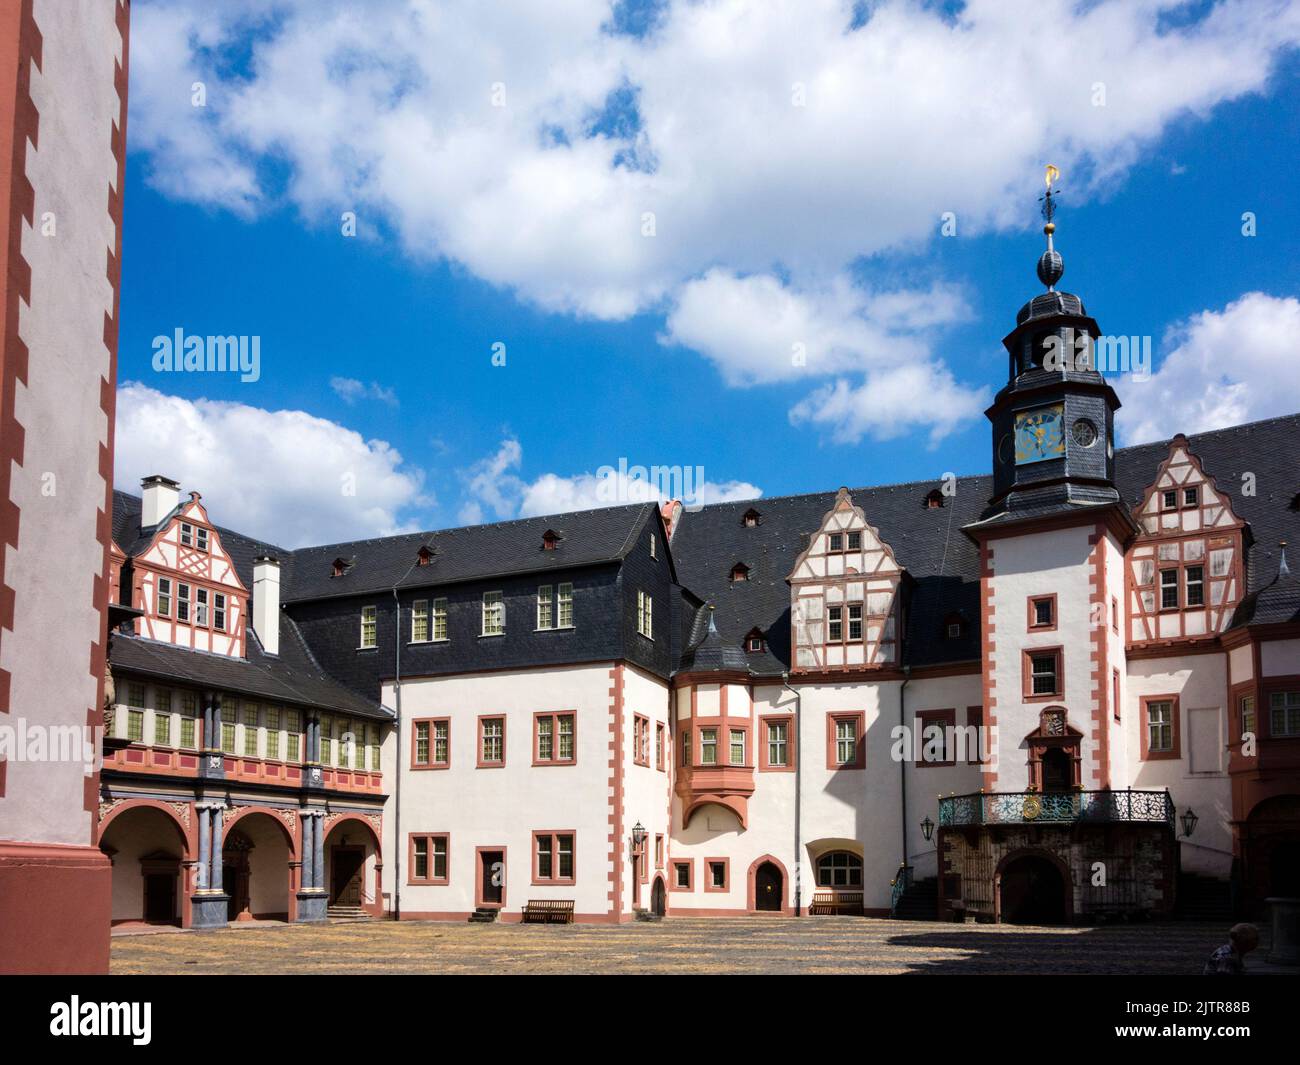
[252,556,281,656]
[140,474,180,529]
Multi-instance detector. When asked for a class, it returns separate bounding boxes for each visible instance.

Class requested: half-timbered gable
[1126,434,1246,646]
[132,492,248,656]
[787,487,903,672]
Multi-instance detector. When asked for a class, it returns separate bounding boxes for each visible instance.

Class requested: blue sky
[115,0,1300,548]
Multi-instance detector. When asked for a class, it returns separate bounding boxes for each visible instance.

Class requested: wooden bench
[522,900,575,924]
[810,891,864,916]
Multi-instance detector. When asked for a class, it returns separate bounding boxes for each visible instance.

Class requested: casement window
[1184,566,1204,608]
[557,583,573,628]
[655,834,664,869]
[816,851,863,888]
[917,709,956,767]
[180,522,208,550]
[265,707,281,760]
[411,599,429,642]
[537,585,554,629]
[1162,490,1178,510]
[1183,486,1199,508]
[827,712,865,769]
[194,588,209,627]
[747,633,764,652]
[369,725,381,770]
[213,593,227,632]
[180,522,192,547]
[1146,699,1175,754]
[286,710,301,762]
[766,719,789,767]
[1239,695,1256,741]
[700,727,718,766]
[360,605,377,648]
[681,730,689,767]
[221,718,236,754]
[482,591,504,636]
[126,709,144,743]
[126,682,145,708]
[432,598,448,641]
[180,693,198,749]
[478,716,505,766]
[634,715,650,766]
[673,860,693,890]
[410,834,449,885]
[828,533,843,552]
[706,859,729,892]
[828,606,843,642]
[534,712,575,765]
[1270,691,1300,738]
[414,721,430,765]
[157,577,172,617]
[947,621,961,639]
[533,832,575,884]
[656,722,665,770]
[242,703,259,756]
[729,728,746,765]
[177,583,191,623]
[319,716,333,764]
[636,591,653,638]
[847,604,863,641]
[196,526,209,551]
[847,531,862,551]
[1160,569,1179,610]
[1027,650,1061,697]
[153,688,173,746]
[1030,595,1055,629]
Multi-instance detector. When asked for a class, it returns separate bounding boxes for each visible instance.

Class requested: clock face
[1014,404,1065,464]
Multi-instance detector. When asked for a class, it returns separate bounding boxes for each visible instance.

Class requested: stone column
[295,810,328,923]
[196,804,211,891]
[301,813,315,890]
[211,807,225,894]
[313,813,325,893]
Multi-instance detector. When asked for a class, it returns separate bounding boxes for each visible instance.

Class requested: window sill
[407,639,450,646]
[534,626,575,633]
[479,632,505,639]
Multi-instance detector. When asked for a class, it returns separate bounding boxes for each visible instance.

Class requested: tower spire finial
[1036,164,1064,291]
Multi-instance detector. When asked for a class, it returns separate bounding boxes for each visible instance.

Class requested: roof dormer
[542,529,562,551]
[331,557,354,578]
[416,544,435,566]
[742,507,761,527]
[730,562,750,582]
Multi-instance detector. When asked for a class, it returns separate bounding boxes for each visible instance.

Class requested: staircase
[468,907,499,924]
[634,907,663,923]
[893,876,939,921]
[327,904,370,922]
[1177,873,1232,922]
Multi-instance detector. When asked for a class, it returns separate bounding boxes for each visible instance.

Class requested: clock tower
[979,168,1128,527]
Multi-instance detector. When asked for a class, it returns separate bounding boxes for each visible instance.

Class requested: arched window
[815,851,863,888]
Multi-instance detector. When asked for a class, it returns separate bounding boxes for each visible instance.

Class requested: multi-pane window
[153,688,173,745]
[674,861,691,889]
[196,526,209,551]
[1185,566,1204,608]
[157,577,172,617]
[1162,489,1178,510]
[360,605,377,648]
[415,721,431,765]
[700,728,717,766]
[708,861,726,889]
[636,591,653,638]
[1160,569,1179,610]
[213,593,227,631]
[265,707,281,760]
[828,533,843,552]
[412,835,448,883]
[816,851,863,888]
[1240,695,1256,741]
[729,728,745,765]
[285,710,301,762]
[537,585,554,629]
[433,720,449,765]
[847,604,863,641]
[480,717,504,765]
[1032,597,1054,627]
[847,531,862,551]
[432,599,448,640]
[835,718,858,766]
[1184,487,1199,507]
[195,588,209,627]
[221,718,236,754]
[1270,691,1300,738]
[557,583,573,628]
[634,715,650,766]
[180,692,197,749]
[242,703,259,756]
[681,730,689,767]
[320,716,333,764]
[126,682,145,707]
[127,708,144,743]
[535,712,576,765]
[411,600,429,642]
[1030,652,1059,696]
[828,606,843,642]
[655,722,664,769]
[482,591,504,636]
[535,833,575,882]
[180,522,193,546]
[177,583,191,622]
[767,720,788,767]
[370,725,381,771]
[1147,700,1174,753]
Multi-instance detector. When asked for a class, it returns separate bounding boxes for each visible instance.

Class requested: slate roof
[671,413,1300,675]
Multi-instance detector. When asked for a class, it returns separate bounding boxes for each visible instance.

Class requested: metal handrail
[889,864,913,916]
[938,788,1174,827]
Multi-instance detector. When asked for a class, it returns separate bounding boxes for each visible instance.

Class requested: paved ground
[109,917,1269,975]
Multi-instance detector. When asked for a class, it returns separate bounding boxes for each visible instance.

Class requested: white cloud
[330,376,399,406]
[130,0,1300,319]
[460,437,761,522]
[1116,292,1300,444]
[114,383,426,547]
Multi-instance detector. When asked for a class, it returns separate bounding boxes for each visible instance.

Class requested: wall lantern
[920,815,935,842]
[1180,808,1198,838]
[631,821,647,851]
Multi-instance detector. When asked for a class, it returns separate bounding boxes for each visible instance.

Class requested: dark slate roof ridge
[111,488,292,561]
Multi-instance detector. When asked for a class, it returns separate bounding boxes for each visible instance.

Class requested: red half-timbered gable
[1126,435,1246,647]
[131,493,248,657]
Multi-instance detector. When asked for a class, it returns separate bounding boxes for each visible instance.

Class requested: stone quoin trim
[605,663,625,920]
[1088,526,1111,788]
[979,540,999,790]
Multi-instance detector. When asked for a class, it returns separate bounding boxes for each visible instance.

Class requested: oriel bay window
[242,703,259,756]
[153,688,172,745]
[285,710,301,762]
[1270,691,1300,738]
[478,716,505,767]
[729,728,746,765]
[410,833,449,885]
[533,832,575,884]
[1239,694,1256,742]
[534,711,575,765]
[699,727,718,766]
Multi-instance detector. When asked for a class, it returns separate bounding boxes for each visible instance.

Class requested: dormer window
[416,546,434,566]
[943,612,965,639]
[730,562,750,582]
[331,558,351,578]
[924,489,944,509]
[742,508,761,528]
[745,629,765,653]
[1289,492,1300,512]
[542,530,560,551]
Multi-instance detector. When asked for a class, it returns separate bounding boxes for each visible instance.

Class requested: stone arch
[994,847,1073,925]
[98,799,193,927]
[99,798,193,858]
[220,807,297,922]
[682,796,748,831]
[221,804,299,857]
[323,813,384,916]
[747,853,790,915]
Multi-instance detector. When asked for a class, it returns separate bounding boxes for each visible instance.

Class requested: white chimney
[140,474,180,529]
[253,556,281,656]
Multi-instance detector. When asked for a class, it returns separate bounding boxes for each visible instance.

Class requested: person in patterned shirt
[1202,923,1259,975]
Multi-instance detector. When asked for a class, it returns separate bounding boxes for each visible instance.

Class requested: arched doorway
[323,816,381,916]
[221,811,294,922]
[997,852,1068,925]
[754,862,783,911]
[98,803,190,927]
[651,876,666,917]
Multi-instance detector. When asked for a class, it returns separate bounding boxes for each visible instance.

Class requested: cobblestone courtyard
[110,917,1254,975]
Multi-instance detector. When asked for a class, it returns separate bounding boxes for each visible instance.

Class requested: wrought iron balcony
[938,788,1174,828]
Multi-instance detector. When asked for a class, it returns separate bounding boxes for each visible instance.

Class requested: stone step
[468,907,499,924]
